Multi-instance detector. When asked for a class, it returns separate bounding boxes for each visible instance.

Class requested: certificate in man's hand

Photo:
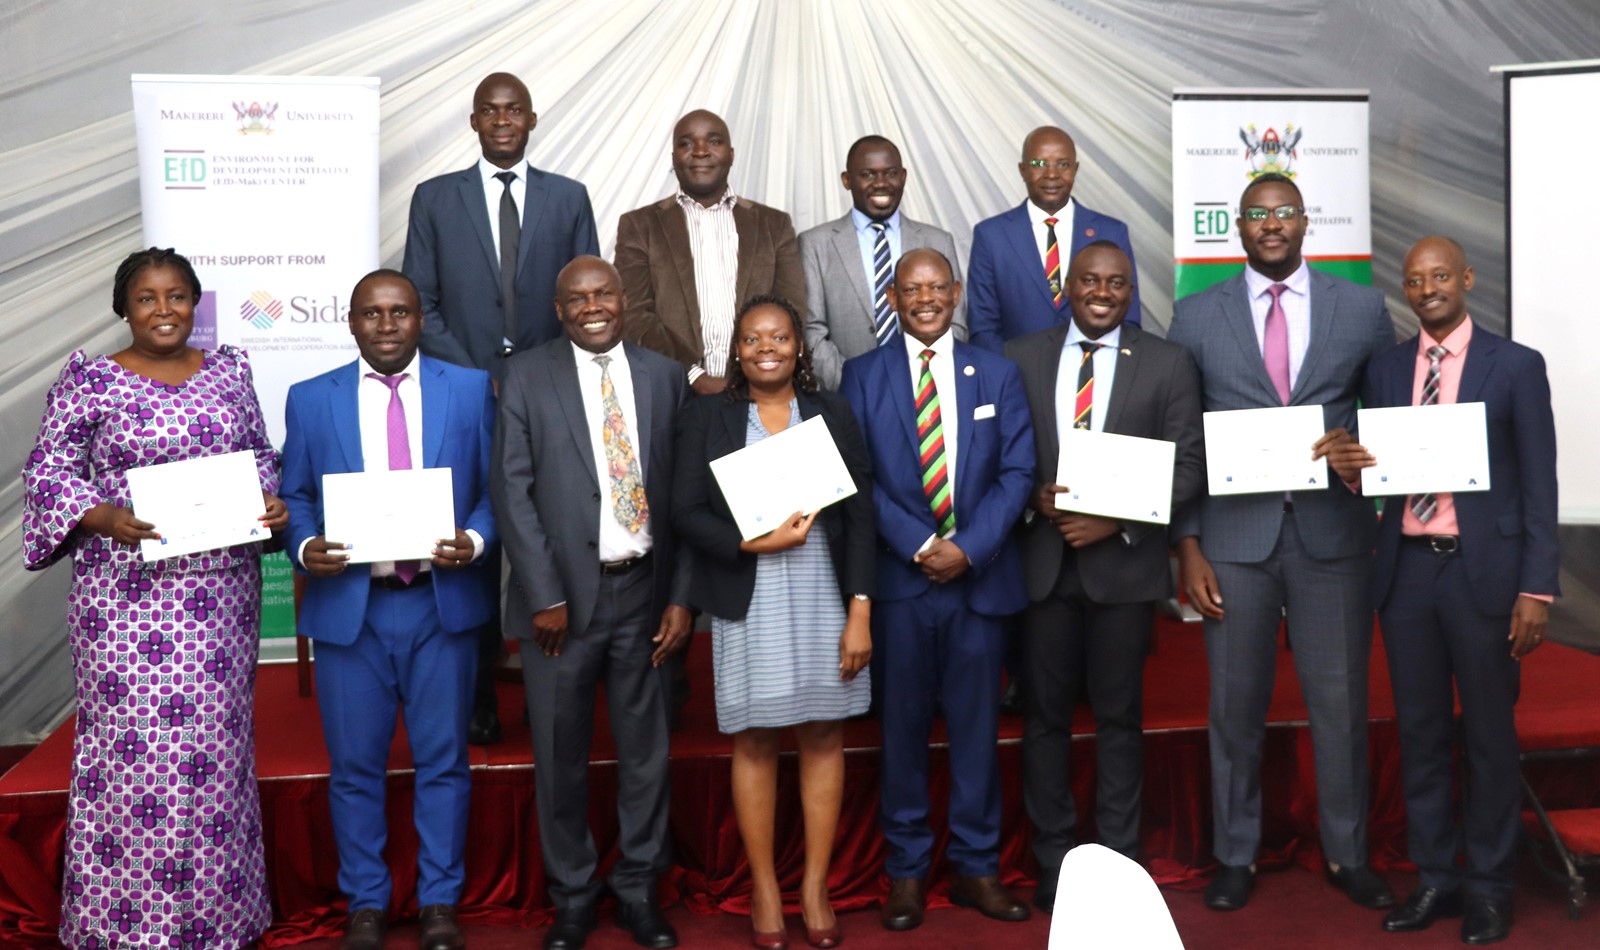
[1204,404,1329,495]
[709,415,858,541]
[1055,428,1176,524]
[1357,402,1490,497]
[323,468,456,563]
[126,450,268,562]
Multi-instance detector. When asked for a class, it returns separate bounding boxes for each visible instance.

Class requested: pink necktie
[1263,283,1291,405]
[367,373,419,584]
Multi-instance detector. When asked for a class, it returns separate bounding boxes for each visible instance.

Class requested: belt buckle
[1429,535,1459,555]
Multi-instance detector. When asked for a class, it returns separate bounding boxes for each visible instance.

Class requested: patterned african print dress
[22,347,278,950]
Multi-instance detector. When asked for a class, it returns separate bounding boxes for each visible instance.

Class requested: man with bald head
[1322,237,1557,944]
[967,126,1142,353]
[799,134,966,389]
[404,70,600,743]
[617,109,805,392]
[493,256,691,949]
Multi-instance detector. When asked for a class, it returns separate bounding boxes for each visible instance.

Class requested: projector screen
[1502,61,1600,524]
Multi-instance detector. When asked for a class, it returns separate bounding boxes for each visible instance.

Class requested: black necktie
[495,170,520,356]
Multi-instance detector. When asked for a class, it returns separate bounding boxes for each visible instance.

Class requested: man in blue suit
[1324,237,1558,945]
[841,248,1035,931]
[967,125,1142,353]
[402,70,599,745]
[281,270,498,950]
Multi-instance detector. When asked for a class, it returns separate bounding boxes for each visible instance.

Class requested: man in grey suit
[1005,242,1204,912]
[800,135,965,389]
[1167,174,1396,912]
[492,257,691,950]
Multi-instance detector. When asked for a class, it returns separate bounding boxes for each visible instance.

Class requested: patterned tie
[916,349,956,537]
[1073,341,1101,430]
[495,170,520,355]
[1263,283,1292,404]
[595,355,649,533]
[367,373,419,583]
[1044,217,1063,306]
[1408,345,1449,524]
[870,221,897,345]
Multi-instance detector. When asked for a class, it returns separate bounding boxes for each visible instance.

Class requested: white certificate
[126,450,268,562]
[1055,428,1176,525]
[323,468,456,564]
[709,415,858,541]
[1357,402,1491,497]
[1204,404,1329,495]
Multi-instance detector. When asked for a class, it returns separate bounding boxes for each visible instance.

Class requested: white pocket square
[974,403,996,420]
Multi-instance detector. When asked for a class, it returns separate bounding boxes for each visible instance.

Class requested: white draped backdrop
[1,0,1595,742]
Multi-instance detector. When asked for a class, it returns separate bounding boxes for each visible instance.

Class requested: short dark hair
[1239,172,1303,210]
[112,247,201,319]
[845,134,898,167]
[352,267,417,300]
[724,294,818,400]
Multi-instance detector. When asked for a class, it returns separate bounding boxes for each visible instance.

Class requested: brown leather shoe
[419,904,464,950]
[880,878,926,931]
[948,875,1030,922]
[341,908,387,950]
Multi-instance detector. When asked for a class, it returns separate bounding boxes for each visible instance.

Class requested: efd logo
[1240,124,1302,178]
[231,101,278,135]
[240,292,283,330]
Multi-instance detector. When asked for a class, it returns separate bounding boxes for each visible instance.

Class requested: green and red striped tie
[916,348,955,537]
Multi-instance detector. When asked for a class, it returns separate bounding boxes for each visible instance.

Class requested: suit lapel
[1101,324,1140,434]
[1456,321,1499,404]
[1032,325,1070,469]
[1294,271,1335,404]
[454,169,498,278]
[732,200,758,309]
[660,199,702,345]
[553,348,599,489]
[883,342,922,464]
[720,397,749,454]
[625,344,654,480]
[332,364,363,472]
[1000,202,1057,313]
[418,357,448,469]
[952,344,979,506]
[1222,277,1283,405]
[516,167,550,273]
[833,216,874,318]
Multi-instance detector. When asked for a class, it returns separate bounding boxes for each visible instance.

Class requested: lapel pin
[1120,347,1132,356]
[1085,227,1096,237]
[963,365,975,377]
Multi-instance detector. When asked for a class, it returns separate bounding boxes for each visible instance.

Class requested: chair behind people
[1046,844,1184,949]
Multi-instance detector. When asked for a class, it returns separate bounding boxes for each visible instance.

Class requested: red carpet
[3,620,1599,948]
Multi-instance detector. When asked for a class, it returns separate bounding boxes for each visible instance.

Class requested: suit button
[587,541,597,549]
[592,492,601,502]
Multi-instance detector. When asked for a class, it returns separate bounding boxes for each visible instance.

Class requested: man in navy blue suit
[967,125,1142,352]
[841,248,1035,931]
[403,71,599,745]
[1324,236,1558,946]
[281,270,498,950]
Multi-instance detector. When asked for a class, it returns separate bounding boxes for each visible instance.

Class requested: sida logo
[231,101,278,135]
[240,292,284,330]
[1239,123,1302,178]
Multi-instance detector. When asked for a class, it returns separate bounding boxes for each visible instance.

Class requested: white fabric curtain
[1,0,1595,742]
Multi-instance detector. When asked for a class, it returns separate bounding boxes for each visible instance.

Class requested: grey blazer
[799,213,965,389]
[491,339,691,639]
[1167,269,1395,563]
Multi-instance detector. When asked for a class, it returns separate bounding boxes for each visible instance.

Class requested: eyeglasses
[1242,205,1304,221]
[1025,159,1078,172]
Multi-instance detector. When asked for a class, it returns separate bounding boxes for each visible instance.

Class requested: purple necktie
[367,372,419,584]
[1263,283,1292,404]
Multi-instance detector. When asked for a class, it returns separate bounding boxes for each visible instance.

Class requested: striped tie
[1073,341,1100,430]
[871,221,897,345]
[1044,217,1063,306]
[1408,345,1448,523]
[916,348,955,537]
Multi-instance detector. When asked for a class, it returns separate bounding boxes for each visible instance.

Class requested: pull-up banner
[1172,89,1371,300]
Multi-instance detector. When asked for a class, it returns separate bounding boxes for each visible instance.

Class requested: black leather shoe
[1461,895,1512,945]
[948,874,1030,922]
[468,702,502,745]
[1203,865,1254,911]
[1324,863,1395,909]
[1032,879,1056,914]
[341,907,387,950]
[543,905,598,950]
[615,900,678,948]
[880,878,926,931]
[418,904,465,950]
[1382,887,1463,932]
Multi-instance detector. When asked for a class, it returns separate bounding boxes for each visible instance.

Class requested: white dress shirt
[1057,323,1123,436]
[1243,259,1312,390]
[571,342,653,562]
[904,329,960,550]
[478,156,527,257]
[676,187,741,381]
[853,207,903,292]
[1030,199,1078,273]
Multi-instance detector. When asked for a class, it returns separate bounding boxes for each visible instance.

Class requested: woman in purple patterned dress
[22,248,287,949]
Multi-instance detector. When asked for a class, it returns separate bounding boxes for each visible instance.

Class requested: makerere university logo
[232,100,278,134]
[240,291,284,329]
[1240,123,1302,178]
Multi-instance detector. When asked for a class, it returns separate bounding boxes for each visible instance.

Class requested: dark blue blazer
[280,356,499,645]
[403,164,599,376]
[840,338,1035,616]
[1365,323,1559,615]
[967,199,1141,352]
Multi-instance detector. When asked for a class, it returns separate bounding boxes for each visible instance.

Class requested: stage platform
[3,620,1598,946]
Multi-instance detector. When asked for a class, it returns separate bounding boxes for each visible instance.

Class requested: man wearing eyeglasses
[967,126,1142,353]
[1167,173,1396,913]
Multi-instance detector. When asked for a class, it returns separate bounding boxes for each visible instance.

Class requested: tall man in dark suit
[841,248,1035,931]
[281,270,498,950]
[967,125,1142,352]
[1167,173,1396,912]
[617,109,806,394]
[1323,237,1557,945]
[403,71,600,744]
[800,135,966,389]
[1005,242,1205,911]
[492,257,690,950]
